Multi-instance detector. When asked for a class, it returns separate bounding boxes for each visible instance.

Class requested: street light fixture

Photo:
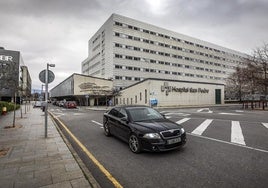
[45,63,55,138]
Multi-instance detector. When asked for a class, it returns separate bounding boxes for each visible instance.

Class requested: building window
[115,65,122,69]
[126,77,132,80]
[115,21,122,26]
[115,54,122,58]
[115,76,122,80]
[140,92,142,101]
[135,95,137,103]
[145,89,147,104]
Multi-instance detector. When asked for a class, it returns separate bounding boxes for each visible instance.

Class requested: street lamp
[45,63,55,138]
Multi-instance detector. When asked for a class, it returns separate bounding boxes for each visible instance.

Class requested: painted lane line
[50,114,123,188]
[191,119,213,135]
[231,121,245,145]
[165,112,190,117]
[187,133,268,154]
[219,113,241,116]
[262,123,268,129]
[197,108,213,113]
[92,120,103,126]
[176,118,191,125]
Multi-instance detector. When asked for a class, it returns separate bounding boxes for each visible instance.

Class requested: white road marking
[197,108,213,113]
[192,119,213,135]
[235,110,244,113]
[231,121,245,145]
[219,113,241,115]
[165,112,190,117]
[262,123,268,129]
[187,133,268,154]
[73,113,84,116]
[165,116,171,119]
[53,112,65,117]
[91,120,103,128]
[176,118,191,125]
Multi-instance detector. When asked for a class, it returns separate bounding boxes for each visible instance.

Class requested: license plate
[167,137,181,144]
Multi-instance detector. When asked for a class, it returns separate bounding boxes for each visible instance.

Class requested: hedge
[0,101,20,114]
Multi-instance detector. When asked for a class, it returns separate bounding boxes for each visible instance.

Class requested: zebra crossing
[175,117,268,150]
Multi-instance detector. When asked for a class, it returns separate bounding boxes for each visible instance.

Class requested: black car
[103,106,186,153]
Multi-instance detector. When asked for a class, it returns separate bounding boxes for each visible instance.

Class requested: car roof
[113,105,149,109]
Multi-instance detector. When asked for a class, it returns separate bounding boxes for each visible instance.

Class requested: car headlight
[143,133,161,139]
[181,128,185,134]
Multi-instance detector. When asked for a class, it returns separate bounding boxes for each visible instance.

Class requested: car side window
[118,108,127,119]
[108,108,119,117]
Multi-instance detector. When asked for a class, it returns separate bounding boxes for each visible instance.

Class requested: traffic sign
[39,70,55,84]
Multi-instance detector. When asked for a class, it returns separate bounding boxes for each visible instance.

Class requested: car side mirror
[121,116,129,123]
[160,113,166,119]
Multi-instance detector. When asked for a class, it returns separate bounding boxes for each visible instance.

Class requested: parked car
[64,101,77,108]
[33,101,42,108]
[58,101,65,107]
[103,106,186,153]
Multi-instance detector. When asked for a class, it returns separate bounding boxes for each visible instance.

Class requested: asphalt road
[49,105,268,188]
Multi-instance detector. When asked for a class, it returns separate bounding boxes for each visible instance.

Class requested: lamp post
[45,63,55,138]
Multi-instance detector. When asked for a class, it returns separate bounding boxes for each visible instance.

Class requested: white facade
[82,14,247,91]
[115,78,224,107]
[50,74,113,106]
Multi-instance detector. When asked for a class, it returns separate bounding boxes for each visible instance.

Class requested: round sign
[39,70,55,84]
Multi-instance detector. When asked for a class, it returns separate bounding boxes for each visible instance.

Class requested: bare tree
[251,43,268,97]
[226,43,268,109]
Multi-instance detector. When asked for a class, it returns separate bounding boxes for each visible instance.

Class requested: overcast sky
[1,0,268,91]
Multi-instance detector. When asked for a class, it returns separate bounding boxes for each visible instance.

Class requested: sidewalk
[0,106,92,188]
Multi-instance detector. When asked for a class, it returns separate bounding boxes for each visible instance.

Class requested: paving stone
[40,181,72,188]
[0,178,14,188]
[71,177,91,188]
[0,108,92,188]
[0,167,19,177]
[65,163,80,171]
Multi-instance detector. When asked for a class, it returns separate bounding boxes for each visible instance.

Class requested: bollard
[2,107,7,115]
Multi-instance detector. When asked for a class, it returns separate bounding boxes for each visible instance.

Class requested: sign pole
[39,63,55,138]
[45,64,48,138]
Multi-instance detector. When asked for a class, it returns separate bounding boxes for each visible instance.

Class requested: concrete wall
[73,74,113,96]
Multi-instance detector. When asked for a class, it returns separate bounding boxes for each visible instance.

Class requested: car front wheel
[103,120,111,136]
[129,134,141,153]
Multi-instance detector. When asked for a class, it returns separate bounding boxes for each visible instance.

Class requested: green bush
[0,101,20,114]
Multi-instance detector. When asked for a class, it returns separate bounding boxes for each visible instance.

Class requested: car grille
[160,129,181,139]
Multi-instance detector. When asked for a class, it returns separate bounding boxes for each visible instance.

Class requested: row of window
[114,43,234,69]
[114,33,241,65]
[114,74,223,81]
[114,54,226,74]
[115,64,224,76]
[114,21,244,59]
[115,90,148,105]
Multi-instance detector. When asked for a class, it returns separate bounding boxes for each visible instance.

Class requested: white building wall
[116,79,224,107]
[73,74,113,96]
[82,15,114,79]
[82,13,248,91]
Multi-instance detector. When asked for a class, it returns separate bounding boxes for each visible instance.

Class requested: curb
[48,111,101,188]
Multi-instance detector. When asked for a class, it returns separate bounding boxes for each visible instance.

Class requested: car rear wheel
[129,134,141,153]
[103,120,111,136]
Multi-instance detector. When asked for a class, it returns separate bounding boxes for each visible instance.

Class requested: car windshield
[127,107,164,122]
